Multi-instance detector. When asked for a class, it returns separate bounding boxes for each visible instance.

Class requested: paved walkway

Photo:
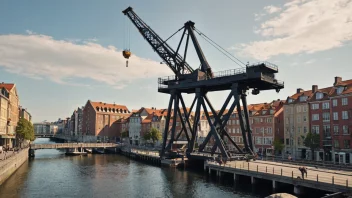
[209,160,350,188]
[0,151,15,161]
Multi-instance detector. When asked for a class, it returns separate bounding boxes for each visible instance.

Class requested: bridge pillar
[251,176,256,185]
[294,185,302,195]
[233,173,239,182]
[272,180,277,190]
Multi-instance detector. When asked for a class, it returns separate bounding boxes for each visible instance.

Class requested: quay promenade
[205,160,352,193]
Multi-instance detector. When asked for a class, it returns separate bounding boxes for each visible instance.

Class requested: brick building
[225,100,284,156]
[284,77,352,163]
[82,100,130,142]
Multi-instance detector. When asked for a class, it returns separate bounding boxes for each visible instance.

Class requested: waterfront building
[0,83,19,148]
[225,101,284,156]
[128,107,164,145]
[284,76,352,163]
[33,122,51,135]
[19,106,32,122]
[82,100,130,142]
[0,87,10,147]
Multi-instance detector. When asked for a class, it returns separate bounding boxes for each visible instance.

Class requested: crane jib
[122,7,217,79]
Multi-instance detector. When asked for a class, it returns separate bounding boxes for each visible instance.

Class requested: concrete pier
[0,148,29,185]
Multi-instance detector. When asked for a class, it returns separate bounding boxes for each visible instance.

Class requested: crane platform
[158,62,284,94]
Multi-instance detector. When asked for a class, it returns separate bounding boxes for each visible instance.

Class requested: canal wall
[0,148,29,185]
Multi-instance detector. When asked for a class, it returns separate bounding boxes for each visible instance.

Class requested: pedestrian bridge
[30,143,118,150]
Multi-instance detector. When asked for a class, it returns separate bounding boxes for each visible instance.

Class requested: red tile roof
[0,83,15,91]
[90,101,129,113]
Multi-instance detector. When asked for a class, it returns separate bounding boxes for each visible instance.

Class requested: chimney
[312,85,318,93]
[334,76,342,85]
[296,88,304,94]
[277,99,280,101]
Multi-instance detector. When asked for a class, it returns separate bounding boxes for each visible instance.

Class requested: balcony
[323,140,332,146]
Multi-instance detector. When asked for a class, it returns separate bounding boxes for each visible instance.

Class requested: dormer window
[316,92,323,100]
[300,96,307,102]
[337,87,344,94]
[262,110,267,115]
[270,110,274,114]
[288,98,293,103]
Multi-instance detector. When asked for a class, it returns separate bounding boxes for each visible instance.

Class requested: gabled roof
[0,83,15,91]
[90,101,129,113]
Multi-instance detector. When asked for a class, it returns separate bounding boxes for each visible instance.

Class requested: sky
[0,0,351,123]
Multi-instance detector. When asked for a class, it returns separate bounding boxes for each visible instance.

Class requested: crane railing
[247,61,278,71]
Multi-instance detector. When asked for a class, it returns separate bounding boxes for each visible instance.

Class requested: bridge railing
[30,143,118,149]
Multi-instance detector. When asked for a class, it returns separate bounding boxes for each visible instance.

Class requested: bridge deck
[30,143,118,150]
[206,160,352,192]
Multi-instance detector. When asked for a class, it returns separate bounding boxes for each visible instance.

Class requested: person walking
[298,167,304,179]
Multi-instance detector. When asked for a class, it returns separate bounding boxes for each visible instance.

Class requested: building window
[300,96,307,102]
[312,114,319,121]
[297,137,301,146]
[334,140,339,148]
[237,128,240,133]
[298,127,301,133]
[322,102,330,109]
[267,118,272,123]
[297,116,301,123]
[322,112,330,122]
[270,110,274,114]
[288,98,293,103]
[260,118,263,123]
[333,112,338,120]
[337,87,344,94]
[343,125,349,134]
[316,93,323,99]
[311,103,319,110]
[304,126,307,133]
[323,125,330,137]
[342,111,349,120]
[303,115,307,122]
[344,140,350,149]
[303,106,308,112]
[268,127,272,134]
[260,127,264,134]
[297,106,301,112]
[342,98,348,106]
[262,110,267,115]
[333,126,339,135]
[333,99,338,107]
[312,126,319,134]
[255,128,259,134]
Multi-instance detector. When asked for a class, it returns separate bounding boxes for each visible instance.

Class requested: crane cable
[194,28,246,68]
[123,17,131,50]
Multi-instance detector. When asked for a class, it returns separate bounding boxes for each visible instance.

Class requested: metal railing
[30,143,118,149]
[206,161,350,189]
[247,61,278,71]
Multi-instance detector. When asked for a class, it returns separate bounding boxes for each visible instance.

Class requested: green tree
[144,127,162,144]
[303,132,320,160]
[121,130,129,138]
[16,118,35,147]
[273,139,284,155]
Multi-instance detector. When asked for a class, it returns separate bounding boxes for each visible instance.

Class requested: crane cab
[122,50,131,67]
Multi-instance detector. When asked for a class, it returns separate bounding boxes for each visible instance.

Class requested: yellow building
[0,83,19,148]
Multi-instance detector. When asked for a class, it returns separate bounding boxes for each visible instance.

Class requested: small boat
[65,151,88,156]
[84,148,92,153]
[92,148,105,154]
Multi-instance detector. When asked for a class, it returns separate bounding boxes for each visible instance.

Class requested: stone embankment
[0,148,29,185]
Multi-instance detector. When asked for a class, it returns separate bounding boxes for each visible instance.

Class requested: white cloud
[263,5,282,14]
[0,33,172,88]
[238,0,352,60]
[304,59,316,64]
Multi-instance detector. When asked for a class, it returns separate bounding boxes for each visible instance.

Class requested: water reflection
[0,138,256,198]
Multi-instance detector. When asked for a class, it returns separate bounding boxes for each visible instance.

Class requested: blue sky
[0,0,351,122]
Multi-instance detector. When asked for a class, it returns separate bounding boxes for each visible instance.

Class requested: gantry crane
[122,7,284,161]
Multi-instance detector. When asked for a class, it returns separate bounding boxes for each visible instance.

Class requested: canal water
[0,138,272,198]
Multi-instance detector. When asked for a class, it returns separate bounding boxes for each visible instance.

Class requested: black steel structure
[123,7,284,160]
